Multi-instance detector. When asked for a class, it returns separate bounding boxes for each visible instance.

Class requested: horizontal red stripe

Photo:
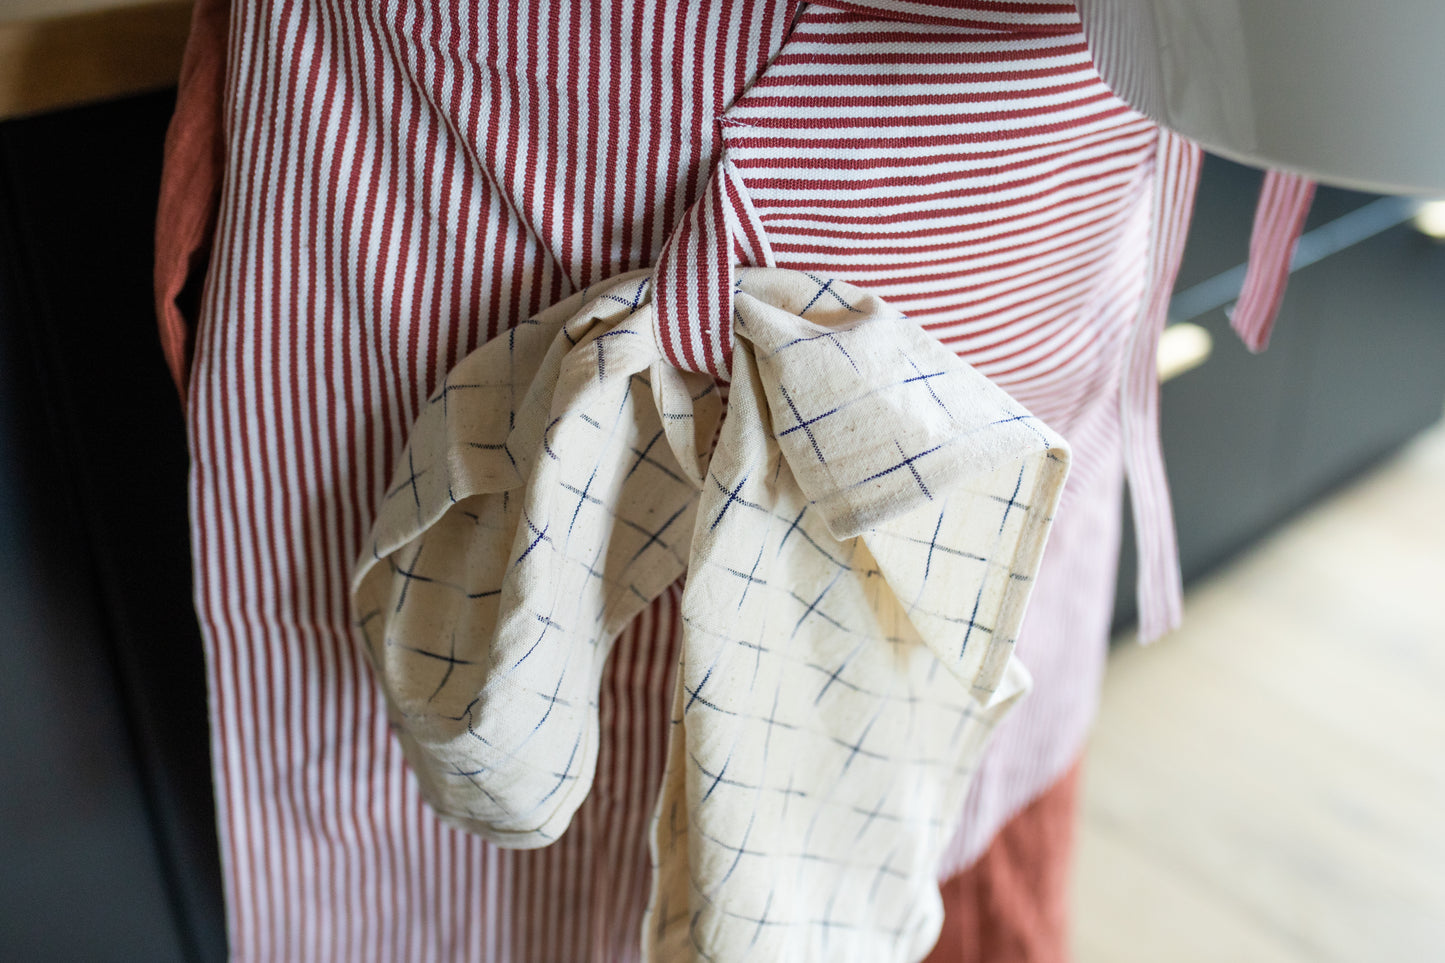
[723,102,1136,147]
[749,64,1087,87]
[735,77,1103,110]
[773,44,1088,67]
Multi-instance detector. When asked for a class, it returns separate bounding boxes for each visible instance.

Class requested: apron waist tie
[1125,138,1314,643]
[1231,170,1317,351]
[652,154,774,380]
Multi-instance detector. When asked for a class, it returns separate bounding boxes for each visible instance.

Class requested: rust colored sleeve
[154,0,231,407]
[926,758,1084,963]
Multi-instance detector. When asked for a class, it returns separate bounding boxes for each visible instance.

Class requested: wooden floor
[1074,421,1445,963]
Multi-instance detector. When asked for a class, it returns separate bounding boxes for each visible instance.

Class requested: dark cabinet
[1114,158,1445,631]
[0,92,224,963]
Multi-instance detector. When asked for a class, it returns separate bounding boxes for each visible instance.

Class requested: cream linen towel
[352,268,1069,961]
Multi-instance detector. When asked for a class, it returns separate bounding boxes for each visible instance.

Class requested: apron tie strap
[1122,128,1202,644]
[1125,142,1315,643]
[1231,170,1317,351]
[652,154,774,380]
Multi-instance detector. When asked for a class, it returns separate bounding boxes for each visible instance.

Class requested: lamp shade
[1077,0,1445,195]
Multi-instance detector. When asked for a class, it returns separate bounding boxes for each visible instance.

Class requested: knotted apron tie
[652,155,775,380]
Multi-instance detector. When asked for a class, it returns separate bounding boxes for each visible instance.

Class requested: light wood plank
[1077,421,1445,962]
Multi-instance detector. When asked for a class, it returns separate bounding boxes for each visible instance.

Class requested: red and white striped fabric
[182,0,1300,959]
[1232,170,1317,351]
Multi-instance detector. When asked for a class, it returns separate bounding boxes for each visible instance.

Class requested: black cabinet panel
[1114,158,1445,631]
[0,93,224,963]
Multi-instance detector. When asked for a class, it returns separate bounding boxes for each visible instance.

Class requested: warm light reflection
[1158,322,1213,382]
[1413,199,1445,239]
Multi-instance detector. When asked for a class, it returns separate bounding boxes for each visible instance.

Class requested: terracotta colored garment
[153,0,228,402]
[923,762,1082,963]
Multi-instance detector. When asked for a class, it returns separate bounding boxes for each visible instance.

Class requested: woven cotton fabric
[165,2,1302,956]
[353,269,1068,961]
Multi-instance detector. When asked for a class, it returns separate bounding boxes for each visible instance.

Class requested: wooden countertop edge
[0,1,193,123]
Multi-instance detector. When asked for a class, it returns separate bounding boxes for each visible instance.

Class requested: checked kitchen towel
[352,268,1069,962]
